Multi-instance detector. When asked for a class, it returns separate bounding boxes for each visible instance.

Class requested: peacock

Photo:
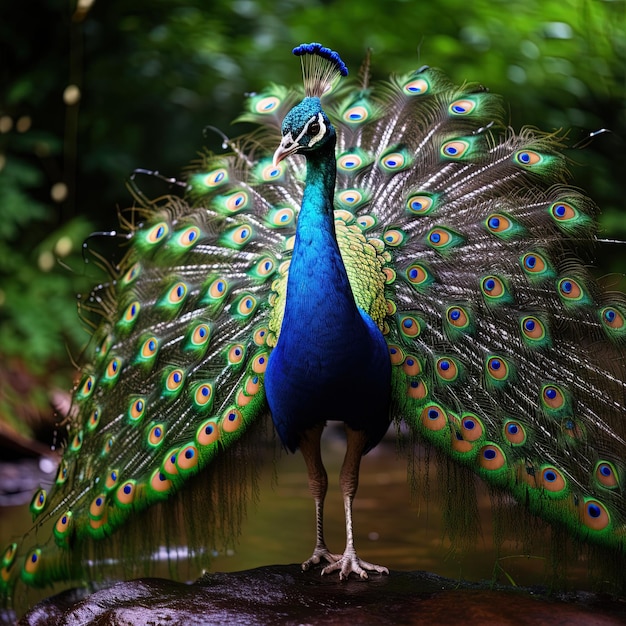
[2,42,626,609]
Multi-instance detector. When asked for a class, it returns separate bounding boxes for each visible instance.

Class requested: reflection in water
[0,426,590,609]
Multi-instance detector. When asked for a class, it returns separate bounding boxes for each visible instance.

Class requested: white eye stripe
[308,113,326,147]
[294,113,326,147]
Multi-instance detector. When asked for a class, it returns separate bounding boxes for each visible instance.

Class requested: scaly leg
[321,426,389,580]
[300,423,341,570]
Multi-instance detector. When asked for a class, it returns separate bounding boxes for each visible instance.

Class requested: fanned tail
[3,57,625,611]
[326,66,626,561]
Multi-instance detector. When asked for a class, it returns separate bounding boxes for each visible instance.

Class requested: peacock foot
[320,548,389,580]
[301,546,342,571]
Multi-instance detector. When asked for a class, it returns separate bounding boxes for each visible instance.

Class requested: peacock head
[273,97,334,165]
[273,43,347,166]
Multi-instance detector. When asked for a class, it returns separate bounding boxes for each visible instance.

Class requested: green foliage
[0,144,96,363]
[0,227,92,367]
[0,155,96,434]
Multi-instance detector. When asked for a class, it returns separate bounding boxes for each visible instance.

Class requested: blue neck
[280,141,361,343]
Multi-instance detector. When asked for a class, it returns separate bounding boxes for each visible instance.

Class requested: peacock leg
[321,425,389,580]
[300,423,342,570]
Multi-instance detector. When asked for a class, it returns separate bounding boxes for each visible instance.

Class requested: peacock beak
[273,133,300,166]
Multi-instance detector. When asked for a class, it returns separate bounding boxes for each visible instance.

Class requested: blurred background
[0,0,624,591]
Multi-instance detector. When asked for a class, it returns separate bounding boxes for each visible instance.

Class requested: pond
[0,425,593,611]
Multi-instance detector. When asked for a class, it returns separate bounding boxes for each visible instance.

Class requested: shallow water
[0,427,591,606]
[207,432,588,589]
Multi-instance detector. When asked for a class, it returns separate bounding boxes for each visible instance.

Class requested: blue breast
[265,187,391,452]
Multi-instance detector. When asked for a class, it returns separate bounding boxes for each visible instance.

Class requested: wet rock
[18,565,626,625]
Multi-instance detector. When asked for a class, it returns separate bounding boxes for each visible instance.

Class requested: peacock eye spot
[587,503,601,518]
[600,464,612,477]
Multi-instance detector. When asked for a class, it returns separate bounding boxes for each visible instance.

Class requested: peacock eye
[308,121,321,135]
